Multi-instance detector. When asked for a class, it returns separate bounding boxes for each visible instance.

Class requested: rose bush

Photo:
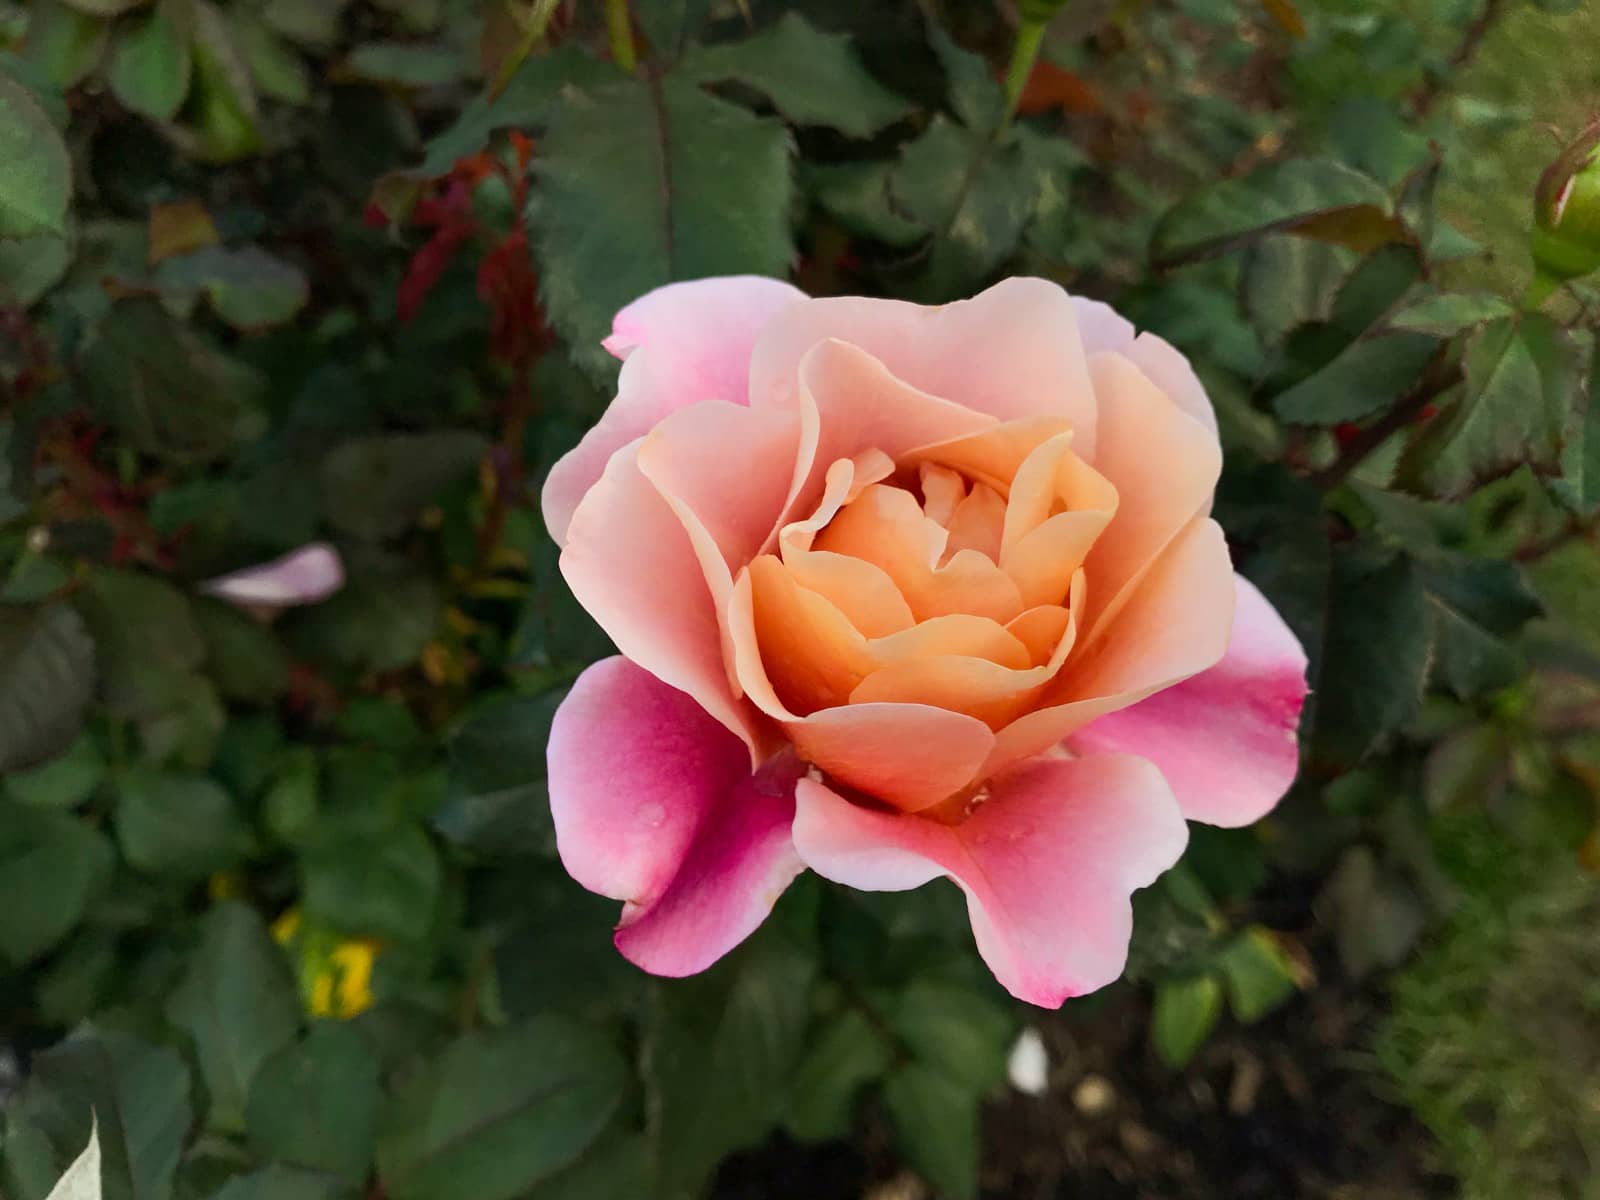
[544,275,1310,1006]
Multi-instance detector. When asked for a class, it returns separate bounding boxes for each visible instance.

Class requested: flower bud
[1532,120,1600,282]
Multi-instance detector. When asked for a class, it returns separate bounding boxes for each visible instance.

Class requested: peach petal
[943,484,1006,562]
[915,552,1026,624]
[1001,509,1112,609]
[780,550,915,639]
[750,278,1100,456]
[792,755,1189,1006]
[981,517,1234,778]
[544,275,804,546]
[868,614,1031,670]
[782,339,995,538]
[784,703,995,813]
[562,440,759,752]
[850,655,1056,730]
[637,401,800,572]
[777,450,896,561]
[1005,605,1073,667]
[1071,574,1308,828]
[1001,432,1076,552]
[905,415,1072,495]
[749,555,874,715]
[1070,296,1217,439]
[1079,352,1221,642]
[919,463,967,526]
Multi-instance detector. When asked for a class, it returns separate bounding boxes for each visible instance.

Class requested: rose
[543,277,1308,1006]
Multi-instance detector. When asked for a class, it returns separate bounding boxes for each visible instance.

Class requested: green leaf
[633,0,709,58]
[206,1167,346,1200]
[194,600,290,702]
[0,801,114,967]
[1328,243,1423,336]
[1272,331,1439,425]
[0,231,73,307]
[4,733,105,809]
[882,1062,981,1200]
[166,903,301,1133]
[374,1017,628,1200]
[114,768,252,877]
[21,2,107,89]
[1311,550,1432,768]
[15,1030,192,1200]
[928,25,1001,132]
[1217,927,1303,1023]
[891,118,1032,300]
[1240,236,1351,348]
[648,931,816,1198]
[288,567,441,671]
[57,0,149,14]
[343,42,461,87]
[803,160,925,247]
[226,11,310,105]
[522,1136,649,1200]
[0,70,71,237]
[1421,556,1541,699]
[784,1009,894,1143]
[1321,846,1425,978]
[1388,291,1516,337]
[184,0,263,162]
[413,45,616,178]
[1152,974,1224,1068]
[246,1023,380,1183]
[533,74,794,372]
[300,824,440,942]
[154,245,310,332]
[260,0,348,48]
[107,4,192,121]
[889,980,1013,1092]
[0,604,95,773]
[435,690,562,856]
[1152,158,1403,268]
[1403,314,1583,499]
[77,568,205,721]
[320,432,488,540]
[81,300,266,465]
[679,12,911,138]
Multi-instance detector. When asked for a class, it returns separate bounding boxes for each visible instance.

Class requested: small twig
[1309,351,1461,490]
[1408,0,1506,120]
[1000,17,1049,129]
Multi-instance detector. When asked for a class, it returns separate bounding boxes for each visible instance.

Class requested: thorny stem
[1310,350,1461,491]
[604,0,638,75]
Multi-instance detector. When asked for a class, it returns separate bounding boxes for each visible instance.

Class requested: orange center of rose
[746,415,1120,733]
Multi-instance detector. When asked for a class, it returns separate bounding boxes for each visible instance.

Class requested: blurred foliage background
[3,0,1600,1197]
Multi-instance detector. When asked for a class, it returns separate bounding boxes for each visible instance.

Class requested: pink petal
[749,278,1100,457]
[200,542,344,608]
[614,753,805,976]
[543,276,806,547]
[548,656,803,976]
[1070,574,1308,827]
[793,755,1189,1006]
[561,439,760,751]
[1070,296,1217,438]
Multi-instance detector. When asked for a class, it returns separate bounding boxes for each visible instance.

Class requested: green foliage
[4,1,1600,1197]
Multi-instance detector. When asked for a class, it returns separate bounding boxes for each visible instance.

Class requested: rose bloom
[543,277,1308,1007]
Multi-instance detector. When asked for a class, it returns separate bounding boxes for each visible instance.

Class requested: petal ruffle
[543,276,805,546]
[547,656,803,976]
[793,754,1189,1006]
[1070,296,1217,439]
[1070,574,1308,827]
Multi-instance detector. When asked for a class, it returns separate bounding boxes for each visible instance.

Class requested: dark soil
[715,929,1456,1200]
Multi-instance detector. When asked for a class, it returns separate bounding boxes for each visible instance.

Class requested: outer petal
[1070,296,1217,439]
[543,276,806,546]
[750,278,1100,457]
[562,440,758,750]
[547,656,804,976]
[1070,575,1309,827]
[200,543,344,608]
[793,755,1189,1006]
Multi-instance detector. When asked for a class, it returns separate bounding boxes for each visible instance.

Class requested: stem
[1310,350,1461,490]
[1000,18,1048,128]
[1408,0,1505,119]
[604,0,637,74]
